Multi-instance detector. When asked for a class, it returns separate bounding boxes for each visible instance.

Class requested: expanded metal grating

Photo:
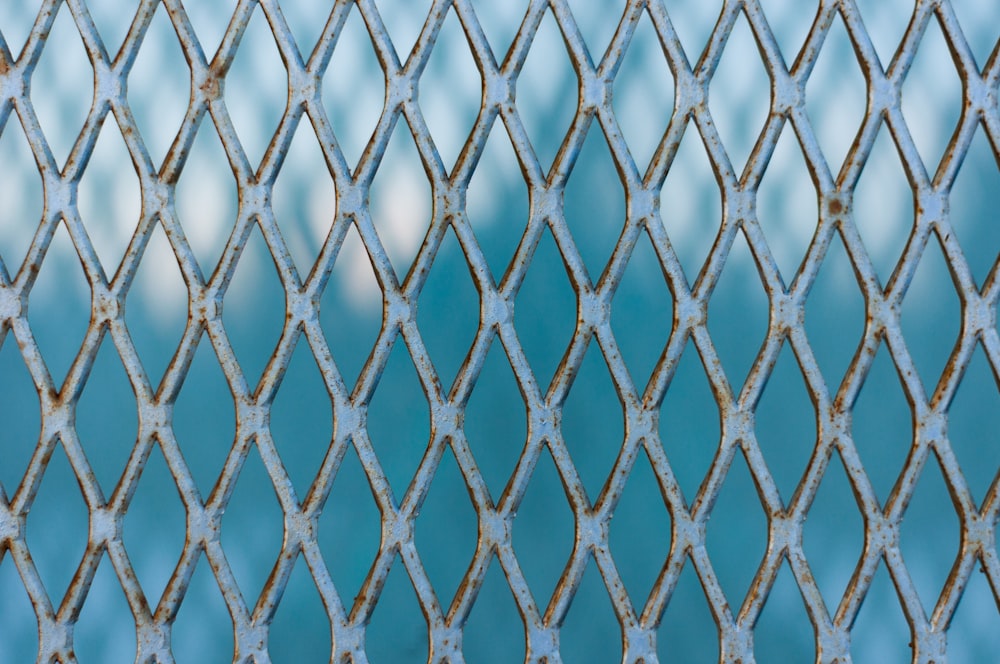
[1,0,1000,661]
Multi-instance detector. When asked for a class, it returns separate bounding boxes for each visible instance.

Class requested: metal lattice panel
[1,0,1000,661]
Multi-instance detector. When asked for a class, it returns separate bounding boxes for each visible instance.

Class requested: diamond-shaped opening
[319,223,383,391]
[221,442,284,607]
[756,125,818,280]
[78,118,141,275]
[854,0,913,70]
[753,559,815,662]
[366,556,429,663]
[278,0,334,61]
[416,225,480,392]
[122,441,186,605]
[76,336,138,496]
[757,0,815,65]
[561,341,624,500]
[271,118,337,277]
[469,0,529,65]
[947,558,1000,662]
[513,225,576,391]
[317,441,380,608]
[0,336,40,496]
[658,340,720,503]
[464,335,526,500]
[660,125,722,283]
[124,221,187,389]
[949,124,1000,289]
[901,232,962,393]
[707,230,769,393]
[23,441,88,603]
[852,117,914,284]
[322,4,385,170]
[657,556,719,662]
[951,0,1000,68]
[367,118,432,280]
[414,444,478,608]
[564,0,625,65]
[365,338,430,497]
[29,4,92,167]
[850,560,911,662]
[174,120,239,276]
[753,342,817,504]
[899,451,960,615]
[222,222,287,390]
[801,448,864,613]
[0,554,37,662]
[128,1,191,169]
[270,335,333,499]
[0,2,37,58]
[661,0,720,67]
[560,556,622,663]
[27,221,91,388]
[851,341,912,505]
[419,8,482,173]
[84,0,138,60]
[172,334,235,498]
[466,122,529,281]
[609,446,670,606]
[372,0,433,64]
[182,0,237,61]
[708,12,770,176]
[171,554,234,662]
[948,343,1000,505]
[512,445,574,609]
[804,230,865,396]
[268,555,332,664]
[514,9,578,174]
[805,12,867,177]
[73,554,136,663]
[704,446,768,608]
[611,231,672,392]
[564,121,625,279]
[612,10,675,175]
[0,114,43,273]
[224,5,288,170]
[901,17,963,175]
[462,555,525,663]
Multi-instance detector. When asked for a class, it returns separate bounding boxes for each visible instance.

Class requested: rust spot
[828,199,843,215]
[201,74,220,99]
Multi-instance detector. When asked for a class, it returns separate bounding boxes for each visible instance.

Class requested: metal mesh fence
[1,0,1000,661]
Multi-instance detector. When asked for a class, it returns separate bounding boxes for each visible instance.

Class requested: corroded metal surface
[0,0,999,662]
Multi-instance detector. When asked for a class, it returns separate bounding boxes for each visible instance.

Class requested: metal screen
[1,0,1000,661]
